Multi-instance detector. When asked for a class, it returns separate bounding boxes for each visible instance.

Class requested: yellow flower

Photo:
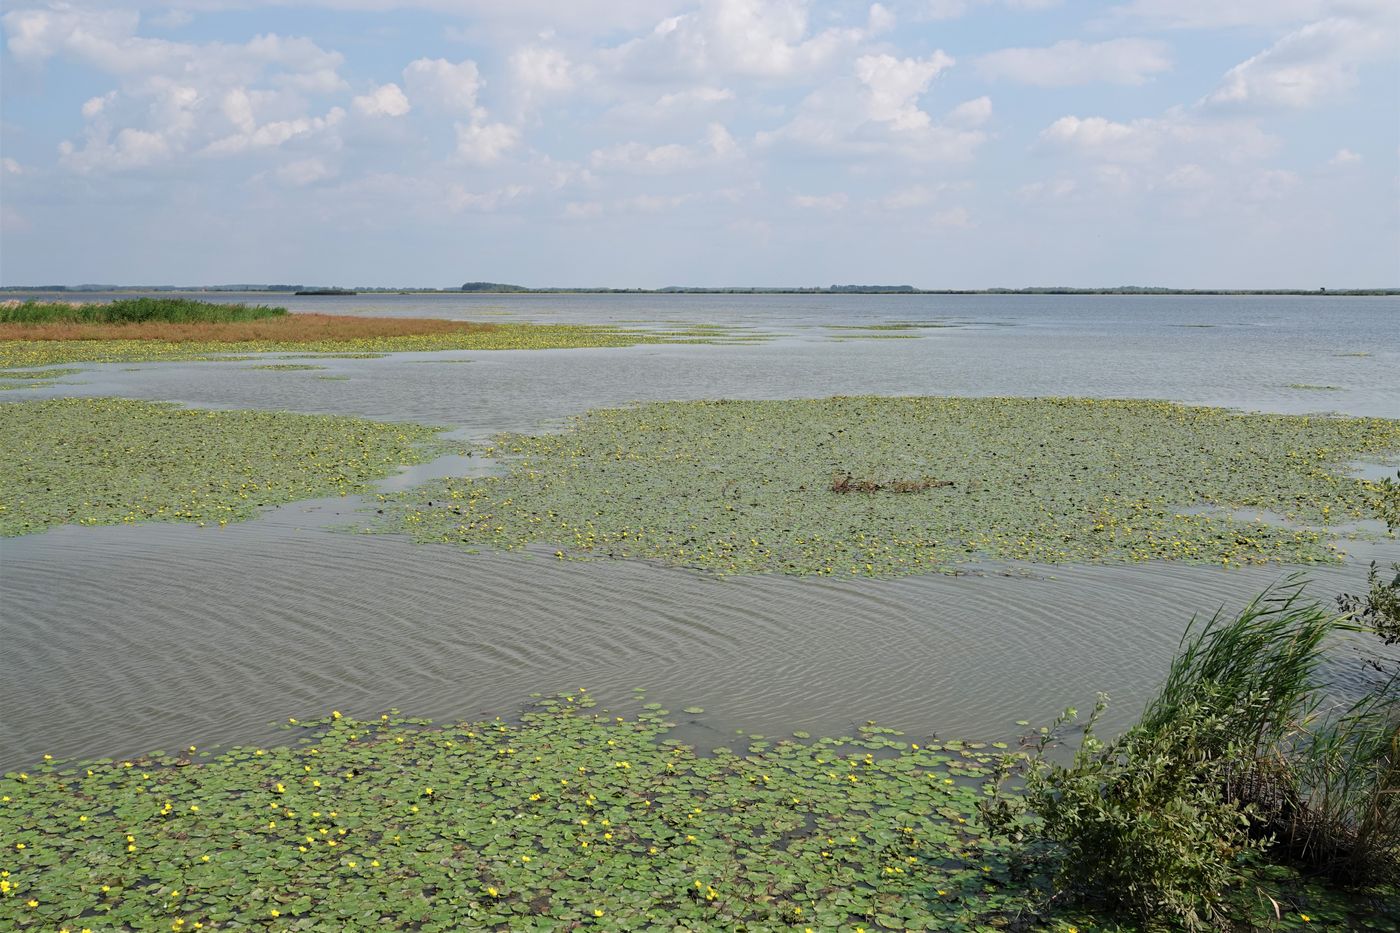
[593,909,604,917]
[1300,915,1311,923]
[269,909,280,918]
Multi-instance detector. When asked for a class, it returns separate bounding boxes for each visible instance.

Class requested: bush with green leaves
[981,580,1395,929]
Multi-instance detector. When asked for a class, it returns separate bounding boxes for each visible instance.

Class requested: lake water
[2,292,1398,768]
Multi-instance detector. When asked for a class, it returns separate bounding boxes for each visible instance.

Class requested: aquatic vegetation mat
[2,698,1390,931]
[0,398,454,536]
[0,318,753,368]
[373,396,1400,576]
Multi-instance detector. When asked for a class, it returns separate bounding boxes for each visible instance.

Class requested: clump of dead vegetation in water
[829,471,954,494]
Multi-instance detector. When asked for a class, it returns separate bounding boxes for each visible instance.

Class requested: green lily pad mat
[371,396,1400,576]
[0,398,454,536]
[2,699,1392,931]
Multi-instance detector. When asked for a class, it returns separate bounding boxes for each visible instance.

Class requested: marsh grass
[0,297,287,325]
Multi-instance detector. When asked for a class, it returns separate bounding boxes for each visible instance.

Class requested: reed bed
[0,297,287,325]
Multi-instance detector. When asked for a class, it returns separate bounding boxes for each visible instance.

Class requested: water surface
[2,293,1397,768]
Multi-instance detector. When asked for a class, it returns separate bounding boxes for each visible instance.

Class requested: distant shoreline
[2,286,1396,297]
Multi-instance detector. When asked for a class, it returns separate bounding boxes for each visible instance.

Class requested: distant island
[1,283,1395,296]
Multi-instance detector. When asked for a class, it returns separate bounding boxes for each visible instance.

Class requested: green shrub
[984,580,1344,929]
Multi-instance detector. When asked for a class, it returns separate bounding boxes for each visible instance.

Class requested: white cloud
[976,39,1171,86]
[82,92,117,118]
[1329,148,1361,166]
[511,46,583,94]
[878,182,968,209]
[1203,16,1397,111]
[759,51,985,162]
[590,123,740,173]
[1104,0,1341,30]
[454,121,521,164]
[402,58,481,114]
[6,8,350,174]
[1159,163,1213,190]
[1016,178,1077,200]
[605,86,736,124]
[447,183,532,212]
[946,96,992,127]
[205,107,345,156]
[605,0,890,81]
[931,206,971,226]
[353,83,410,117]
[791,192,848,210]
[920,0,1061,20]
[856,52,954,130]
[274,157,334,186]
[60,126,172,173]
[1038,112,1278,165]
[1247,168,1300,200]
[2,157,24,175]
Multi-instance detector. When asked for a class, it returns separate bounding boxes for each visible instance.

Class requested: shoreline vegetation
[0,298,739,368]
[0,398,459,536]
[373,396,1400,576]
[3,285,1397,296]
[1,580,1396,931]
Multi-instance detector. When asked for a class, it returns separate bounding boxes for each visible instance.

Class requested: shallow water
[1,293,1398,769]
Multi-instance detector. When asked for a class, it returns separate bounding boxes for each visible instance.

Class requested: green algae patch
[0,323,728,369]
[372,396,1400,576]
[247,364,328,372]
[2,700,1391,931]
[0,398,454,536]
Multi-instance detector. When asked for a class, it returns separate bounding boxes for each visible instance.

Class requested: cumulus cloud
[1038,112,1278,164]
[1104,0,1343,30]
[605,0,891,81]
[945,96,992,127]
[604,86,735,124]
[976,38,1171,86]
[921,0,1062,20]
[5,7,350,174]
[856,52,954,129]
[274,157,334,186]
[454,121,521,164]
[1328,148,1361,166]
[791,192,848,210]
[1202,16,1397,111]
[590,123,740,173]
[448,183,532,212]
[759,51,983,162]
[402,58,481,113]
[876,181,970,210]
[353,83,410,117]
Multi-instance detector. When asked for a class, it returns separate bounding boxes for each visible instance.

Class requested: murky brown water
[2,293,1397,769]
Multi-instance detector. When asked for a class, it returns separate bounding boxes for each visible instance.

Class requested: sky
[1,0,1397,288]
